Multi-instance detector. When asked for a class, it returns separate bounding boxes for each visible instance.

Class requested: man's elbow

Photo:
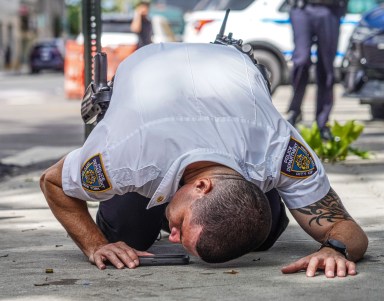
[40,164,62,201]
[359,231,369,260]
[348,224,369,262]
[40,168,55,193]
[40,169,48,194]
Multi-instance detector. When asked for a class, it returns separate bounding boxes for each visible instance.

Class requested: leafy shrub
[298,121,371,163]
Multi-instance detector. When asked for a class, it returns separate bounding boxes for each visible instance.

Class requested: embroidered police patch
[281,137,317,179]
[81,154,111,192]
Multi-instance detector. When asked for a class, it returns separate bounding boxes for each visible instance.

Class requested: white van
[184,0,382,93]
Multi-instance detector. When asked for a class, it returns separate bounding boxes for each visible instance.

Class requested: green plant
[298,120,371,163]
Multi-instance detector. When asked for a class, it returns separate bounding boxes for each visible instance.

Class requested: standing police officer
[130,0,153,48]
[286,0,349,140]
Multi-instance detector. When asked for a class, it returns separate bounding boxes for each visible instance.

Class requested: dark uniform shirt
[137,16,153,48]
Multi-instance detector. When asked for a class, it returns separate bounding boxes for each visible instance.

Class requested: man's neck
[182,162,240,184]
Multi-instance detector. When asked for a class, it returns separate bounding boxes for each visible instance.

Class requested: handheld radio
[212,9,272,93]
[81,52,113,125]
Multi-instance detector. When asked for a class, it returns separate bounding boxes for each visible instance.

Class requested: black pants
[255,189,290,251]
[288,4,342,129]
[96,189,289,251]
[96,193,167,251]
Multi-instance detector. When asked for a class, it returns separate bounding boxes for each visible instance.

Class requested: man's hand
[136,5,148,16]
[287,187,368,277]
[41,159,157,271]
[89,241,153,270]
[281,247,357,278]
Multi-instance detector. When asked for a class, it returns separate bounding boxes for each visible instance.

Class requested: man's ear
[194,178,213,195]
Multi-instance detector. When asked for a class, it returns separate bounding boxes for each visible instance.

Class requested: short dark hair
[191,176,272,263]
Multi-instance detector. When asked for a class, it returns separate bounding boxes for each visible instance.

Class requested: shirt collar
[146,149,245,209]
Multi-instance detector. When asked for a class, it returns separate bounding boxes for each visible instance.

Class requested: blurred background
[0,0,199,75]
[0,0,383,97]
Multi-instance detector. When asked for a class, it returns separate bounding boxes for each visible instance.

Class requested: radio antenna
[217,8,230,39]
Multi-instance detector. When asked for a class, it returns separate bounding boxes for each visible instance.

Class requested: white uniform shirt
[62,43,330,210]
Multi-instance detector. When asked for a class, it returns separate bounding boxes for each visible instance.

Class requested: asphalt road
[0,72,84,180]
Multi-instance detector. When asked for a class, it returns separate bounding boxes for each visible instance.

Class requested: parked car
[29,39,64,74]
[342,4,384,119]
[183,0,381,94]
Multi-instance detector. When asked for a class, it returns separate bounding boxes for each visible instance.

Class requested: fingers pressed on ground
[335,258,347,277]
[324,257,336,278]
[306,257,320,277]
[281,258,308,274]
[124,248,140,266]
[104,251,125,269]
[94,255,106,270]
[346,261,357,276]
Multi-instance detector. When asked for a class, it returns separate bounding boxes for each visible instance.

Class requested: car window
[194,0,255,11]
[347,0,384,14]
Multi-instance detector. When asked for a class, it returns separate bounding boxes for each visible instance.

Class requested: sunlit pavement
[0,81,384,300]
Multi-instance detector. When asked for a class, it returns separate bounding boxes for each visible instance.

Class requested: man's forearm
[40,162,108,258]
[292,187,368,262]
[325,219,368,262]
[130,12,143,33]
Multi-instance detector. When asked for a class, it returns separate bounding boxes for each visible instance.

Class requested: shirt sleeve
[61,123,118,202]
[275,132,330,209]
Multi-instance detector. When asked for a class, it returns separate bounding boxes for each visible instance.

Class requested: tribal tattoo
[297,188,352,226]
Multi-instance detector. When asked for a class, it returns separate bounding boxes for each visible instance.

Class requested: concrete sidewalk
[1,85,384,300]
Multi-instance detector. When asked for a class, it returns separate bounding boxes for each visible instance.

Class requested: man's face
[137,3,150,16]
[165,184,203,257]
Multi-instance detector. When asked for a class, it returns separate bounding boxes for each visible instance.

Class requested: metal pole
[82,0,102,139]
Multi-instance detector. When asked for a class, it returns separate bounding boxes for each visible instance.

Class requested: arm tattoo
[296,188,352,226]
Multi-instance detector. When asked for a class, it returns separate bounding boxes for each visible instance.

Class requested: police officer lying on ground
[40,42,368,278]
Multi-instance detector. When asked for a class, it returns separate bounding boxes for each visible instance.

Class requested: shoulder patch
[281,137,317,179]
[81,154,112,193]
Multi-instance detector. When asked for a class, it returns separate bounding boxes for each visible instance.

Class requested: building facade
[0,0,65,71]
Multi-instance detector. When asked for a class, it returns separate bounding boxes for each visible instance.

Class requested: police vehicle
[183,0,383,93]
[342,4,384,119]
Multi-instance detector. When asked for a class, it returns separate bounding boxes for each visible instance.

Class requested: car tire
[369,103,384,120]
[252,49,282,95]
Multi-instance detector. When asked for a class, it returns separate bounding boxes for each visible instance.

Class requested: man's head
[166,173,272,263]
[133,0,151,9]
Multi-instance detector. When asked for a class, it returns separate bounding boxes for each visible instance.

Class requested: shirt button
[156,196,164,203]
